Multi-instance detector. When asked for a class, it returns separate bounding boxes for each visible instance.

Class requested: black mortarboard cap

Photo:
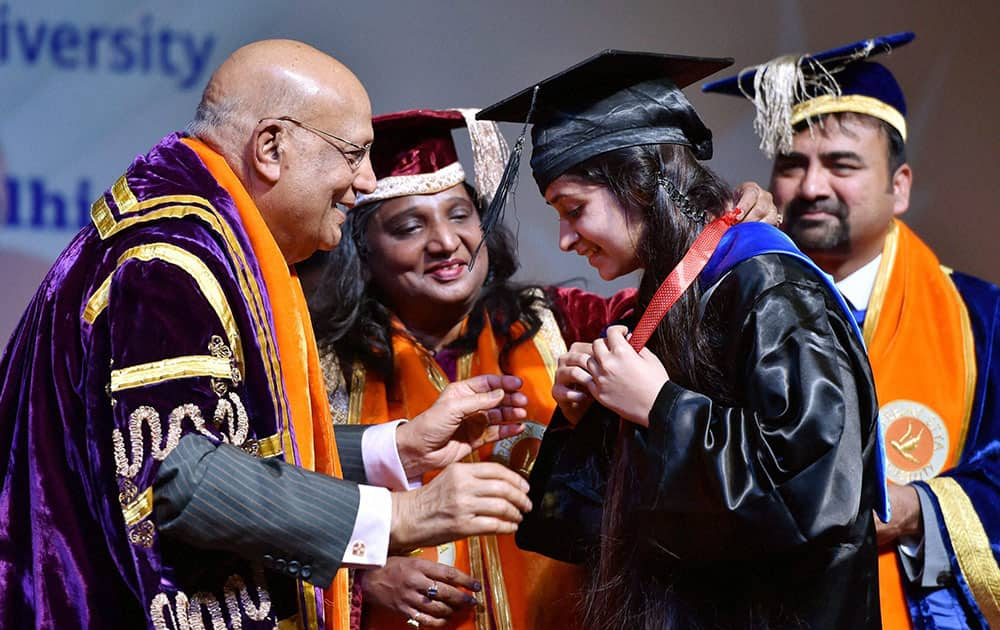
[478,49,733,192]
[702,32,914,157]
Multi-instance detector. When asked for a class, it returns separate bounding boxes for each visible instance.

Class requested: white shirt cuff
[361,419,422,490]
[341,485,391,568]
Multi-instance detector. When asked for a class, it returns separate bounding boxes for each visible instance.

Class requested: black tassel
[468,86,539,271]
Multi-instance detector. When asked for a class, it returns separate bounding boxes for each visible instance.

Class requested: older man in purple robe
[0,40,532,629]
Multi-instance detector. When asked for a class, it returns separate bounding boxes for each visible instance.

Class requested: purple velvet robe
[0,134,306,628]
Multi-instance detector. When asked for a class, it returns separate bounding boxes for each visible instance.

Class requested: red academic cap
[357,108,508,206]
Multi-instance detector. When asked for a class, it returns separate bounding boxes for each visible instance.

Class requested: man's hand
[360,557,480,628]
[389,462,531,552]
[733,181,780,226]
[552,341,596,425]
[395,374,527,479]
[875,483,922,548]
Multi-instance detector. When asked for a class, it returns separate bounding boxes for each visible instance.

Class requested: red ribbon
[628,208,742,351]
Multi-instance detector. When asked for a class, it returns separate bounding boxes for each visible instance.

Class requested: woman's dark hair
[308,183,547,382]
[563,143,734,629]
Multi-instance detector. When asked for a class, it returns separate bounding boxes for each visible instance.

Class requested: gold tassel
[458,109,509,207]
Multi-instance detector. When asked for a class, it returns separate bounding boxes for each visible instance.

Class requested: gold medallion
[491,421,546,478]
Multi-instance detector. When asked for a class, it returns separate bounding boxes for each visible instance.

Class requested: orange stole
[352,315,584,630]
[183,138,350,630]
[864,221,976,630]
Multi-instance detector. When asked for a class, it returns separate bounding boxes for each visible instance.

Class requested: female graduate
[476,51,887,630]
[307,108,631,630]
[306,107,780,629]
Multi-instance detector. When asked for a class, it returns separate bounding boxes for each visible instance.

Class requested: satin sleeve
[635,275,870,563]
[548,286,638,344]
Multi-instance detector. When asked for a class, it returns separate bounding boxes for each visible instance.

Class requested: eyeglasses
[260,116,372,169]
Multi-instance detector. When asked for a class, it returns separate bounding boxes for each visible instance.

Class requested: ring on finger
[406,617,420,628]
[426,582,439,599]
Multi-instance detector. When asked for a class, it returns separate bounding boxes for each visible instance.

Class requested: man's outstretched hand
[390,462,532,552]
[395,374,527,479]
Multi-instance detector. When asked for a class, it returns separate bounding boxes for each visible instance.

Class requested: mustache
[786,197,848,219]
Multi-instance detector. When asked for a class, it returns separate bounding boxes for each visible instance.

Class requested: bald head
[190,39,370,160]
[188,40,377,264]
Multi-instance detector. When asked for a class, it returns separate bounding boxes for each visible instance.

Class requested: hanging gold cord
[426,349,514,630]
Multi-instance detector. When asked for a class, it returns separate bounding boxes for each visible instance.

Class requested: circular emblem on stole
[879,399,949,485]
[492,421,546,479]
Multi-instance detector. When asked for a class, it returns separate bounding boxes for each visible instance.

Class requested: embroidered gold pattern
[88,194,290,445]
[318,349,352,425]
[90,193,227,239]
[150,591,185,630]
[149,573,274,630]
[113,406,173,478]
[188,591,227,630]
[208,335,242,397]
[927,477,1000,627]
[113,397,254,547]
[213,393,250,448]
[531,296,567,383]
[128,520,155,548]
[225,571,272,622]
[114,395,259,480]
[118,478,139,506]
[358,161,466,204]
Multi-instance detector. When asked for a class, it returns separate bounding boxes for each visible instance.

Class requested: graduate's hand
[875,483,923,549]
[584,325,668,427]
[396,374,527,478]
[553,341,596,425]
[390,462,531,552]
[359,557,480,627]
[734,181,780,227]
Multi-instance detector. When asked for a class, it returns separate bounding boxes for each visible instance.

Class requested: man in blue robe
[706,32,1000,629]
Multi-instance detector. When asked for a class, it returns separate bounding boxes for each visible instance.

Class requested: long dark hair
[308,184,547,383]
[564,143,733,629]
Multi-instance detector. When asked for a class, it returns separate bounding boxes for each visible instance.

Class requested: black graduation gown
[518,254,882,629]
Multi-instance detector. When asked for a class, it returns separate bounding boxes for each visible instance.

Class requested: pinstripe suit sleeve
[154,433,361,588]
[333,424,368,483]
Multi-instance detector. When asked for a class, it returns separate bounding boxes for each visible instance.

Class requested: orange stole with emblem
[863,220,976,630]
[353,314,584,630]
